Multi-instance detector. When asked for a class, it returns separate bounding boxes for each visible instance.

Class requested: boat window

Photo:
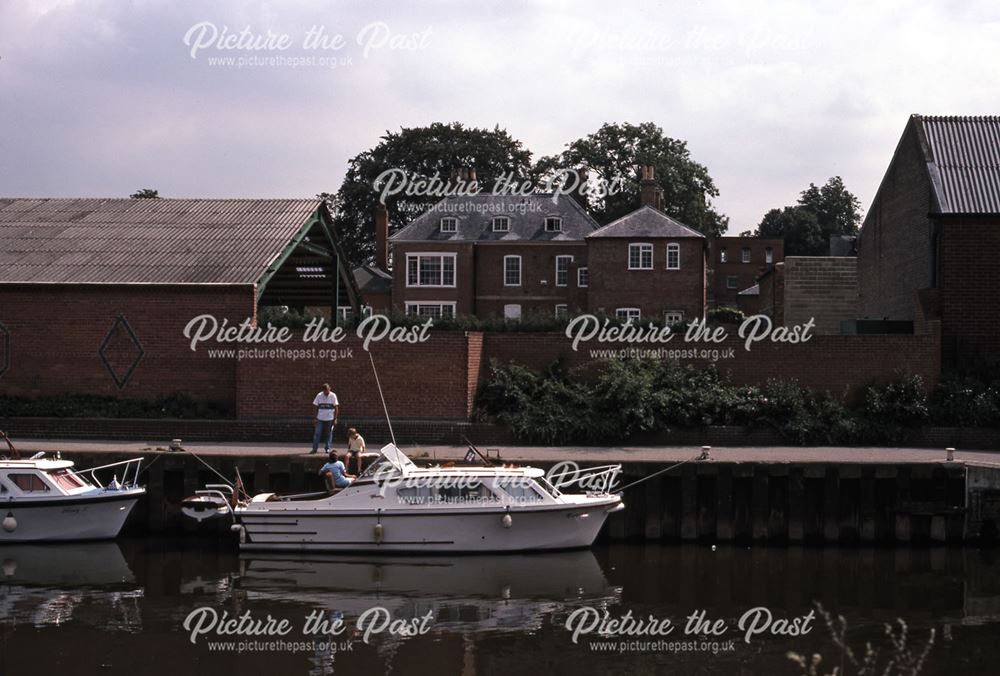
[9,473,51,492]
[49,469,87,490]
[0,483,7,494]
[496,479,543,502]
[396,485,435,502]
[534,477,562,498]
[436,481,498,504]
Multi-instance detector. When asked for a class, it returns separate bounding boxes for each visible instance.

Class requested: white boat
[0,438,145,542]
[183,443,623,553]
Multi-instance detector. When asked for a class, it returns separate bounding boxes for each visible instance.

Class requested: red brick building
[857,114,1000,370]
[707,236,783,310]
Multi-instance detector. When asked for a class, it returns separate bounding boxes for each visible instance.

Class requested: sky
[1,0,998,233]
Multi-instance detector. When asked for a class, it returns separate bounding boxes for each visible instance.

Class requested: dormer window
[492,216,510,232]
[440,217,457,233]
[544,216,562,232]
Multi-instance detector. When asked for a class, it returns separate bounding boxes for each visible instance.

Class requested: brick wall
[0,284,252,405]
[235,331,484,419]
[586,238,705,321]
[940,218,1000,369]
[481,323,940,400]
[857,123,935,321]
[473,242,587,317]
[782,257,858,334]
[708,237,783,307]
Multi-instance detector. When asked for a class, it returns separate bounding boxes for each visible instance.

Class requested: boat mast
[368,351,397,447]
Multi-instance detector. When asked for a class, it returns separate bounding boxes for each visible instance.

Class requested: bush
[707,307,747,324]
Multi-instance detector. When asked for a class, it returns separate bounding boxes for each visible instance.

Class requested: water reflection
[0,541,998,676]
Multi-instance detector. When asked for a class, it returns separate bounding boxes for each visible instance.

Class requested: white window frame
[405,252,457,288]
[765,247,774,264]
[404,302,456,319]
[554,304,568,318]
[440,217,457,233]
[726,275,739,289]
[741,247,751,263]
[666,242,680,270]
[503,255,522,287]
[719,248,728,263]
[628,243,653,270]
[664,310,684,325]
[337,305,373,321]
[555,255,573,287]
[544,216,562,232]
[616,308,641,324]
[577,266,589,287]
[492,216,510,232]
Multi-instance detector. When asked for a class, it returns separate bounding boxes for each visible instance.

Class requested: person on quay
[310,383,340,454]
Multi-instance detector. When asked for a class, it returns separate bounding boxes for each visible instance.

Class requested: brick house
[707,236,783,309]
[856,114,1000,369]
[387,193,599,319]
[585,206,706,323]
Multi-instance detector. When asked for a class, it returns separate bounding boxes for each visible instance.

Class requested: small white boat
[0,433,145,542]
[184,443,623,553]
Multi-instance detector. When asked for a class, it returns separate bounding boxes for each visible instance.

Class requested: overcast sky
[1,0,998,232]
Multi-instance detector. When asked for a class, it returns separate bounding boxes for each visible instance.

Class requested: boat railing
[547,463,623,495]
[77,457,145,490]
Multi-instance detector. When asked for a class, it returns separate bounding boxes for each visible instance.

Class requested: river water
[1,539,998,675]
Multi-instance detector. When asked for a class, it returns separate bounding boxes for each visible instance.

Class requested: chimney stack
[639,165,662,210]
[374,203,389,272]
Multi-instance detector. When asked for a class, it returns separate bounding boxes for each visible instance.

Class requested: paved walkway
[9,438,1000,465]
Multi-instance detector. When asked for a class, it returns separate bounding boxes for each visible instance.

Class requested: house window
[616,308,641,323]
[577,266,589,287]
[719,248,728,263]
[337,306,373,321]
[9,474,50,492]
[405,302,456,319]
[555,255,573,286]
[504,304,522,320]
[726,276,738,289]
[664,310,684,325]
[666,242,680,270]
[555,304,568,318]
[406,253,456,287]
[628,243,653,270]
[544,216,562,232]
[440,217,457,233]
[765,247,774,264]
[741,247,751,263]
[493,216,510,232]
[503,255,521,287]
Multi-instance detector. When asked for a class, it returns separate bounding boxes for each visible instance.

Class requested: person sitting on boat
[346,427,366,474]
[319,451,355,493]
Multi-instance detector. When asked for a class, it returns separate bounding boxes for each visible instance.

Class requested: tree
[757,206,824,256]
[130,188,160,198]
[326,122,534,265]
[797,176,861,240]
[535,122,728,237]
[754,176,862,256]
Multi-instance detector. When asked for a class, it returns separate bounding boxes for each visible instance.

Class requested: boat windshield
[359,443,417,478]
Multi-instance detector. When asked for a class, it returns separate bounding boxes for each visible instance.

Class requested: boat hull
[0,491,143,542]
[236,501,621,553]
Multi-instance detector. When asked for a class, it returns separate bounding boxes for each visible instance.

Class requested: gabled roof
[586,205,705,239]
[353,264,392,295]
[913,115,1000,214]
[390,193,600,242]
[0,198,324,285]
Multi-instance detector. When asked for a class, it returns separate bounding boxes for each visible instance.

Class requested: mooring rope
[614,453,704,495]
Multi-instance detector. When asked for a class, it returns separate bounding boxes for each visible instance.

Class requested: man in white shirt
[310,383,340,454]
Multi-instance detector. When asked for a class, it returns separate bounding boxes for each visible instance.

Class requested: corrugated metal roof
[586,205,705,239]
[0,198,323,284]
[917,115,1000,214]
[390,193,600,242]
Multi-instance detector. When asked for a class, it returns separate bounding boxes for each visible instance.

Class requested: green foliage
[325,122,534,265]
[755,176,861,256]
[129,188,160,198]
[535,121,728,237]
[707,307,746,325]
[476,361,997,445]
[0,393,233,419]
